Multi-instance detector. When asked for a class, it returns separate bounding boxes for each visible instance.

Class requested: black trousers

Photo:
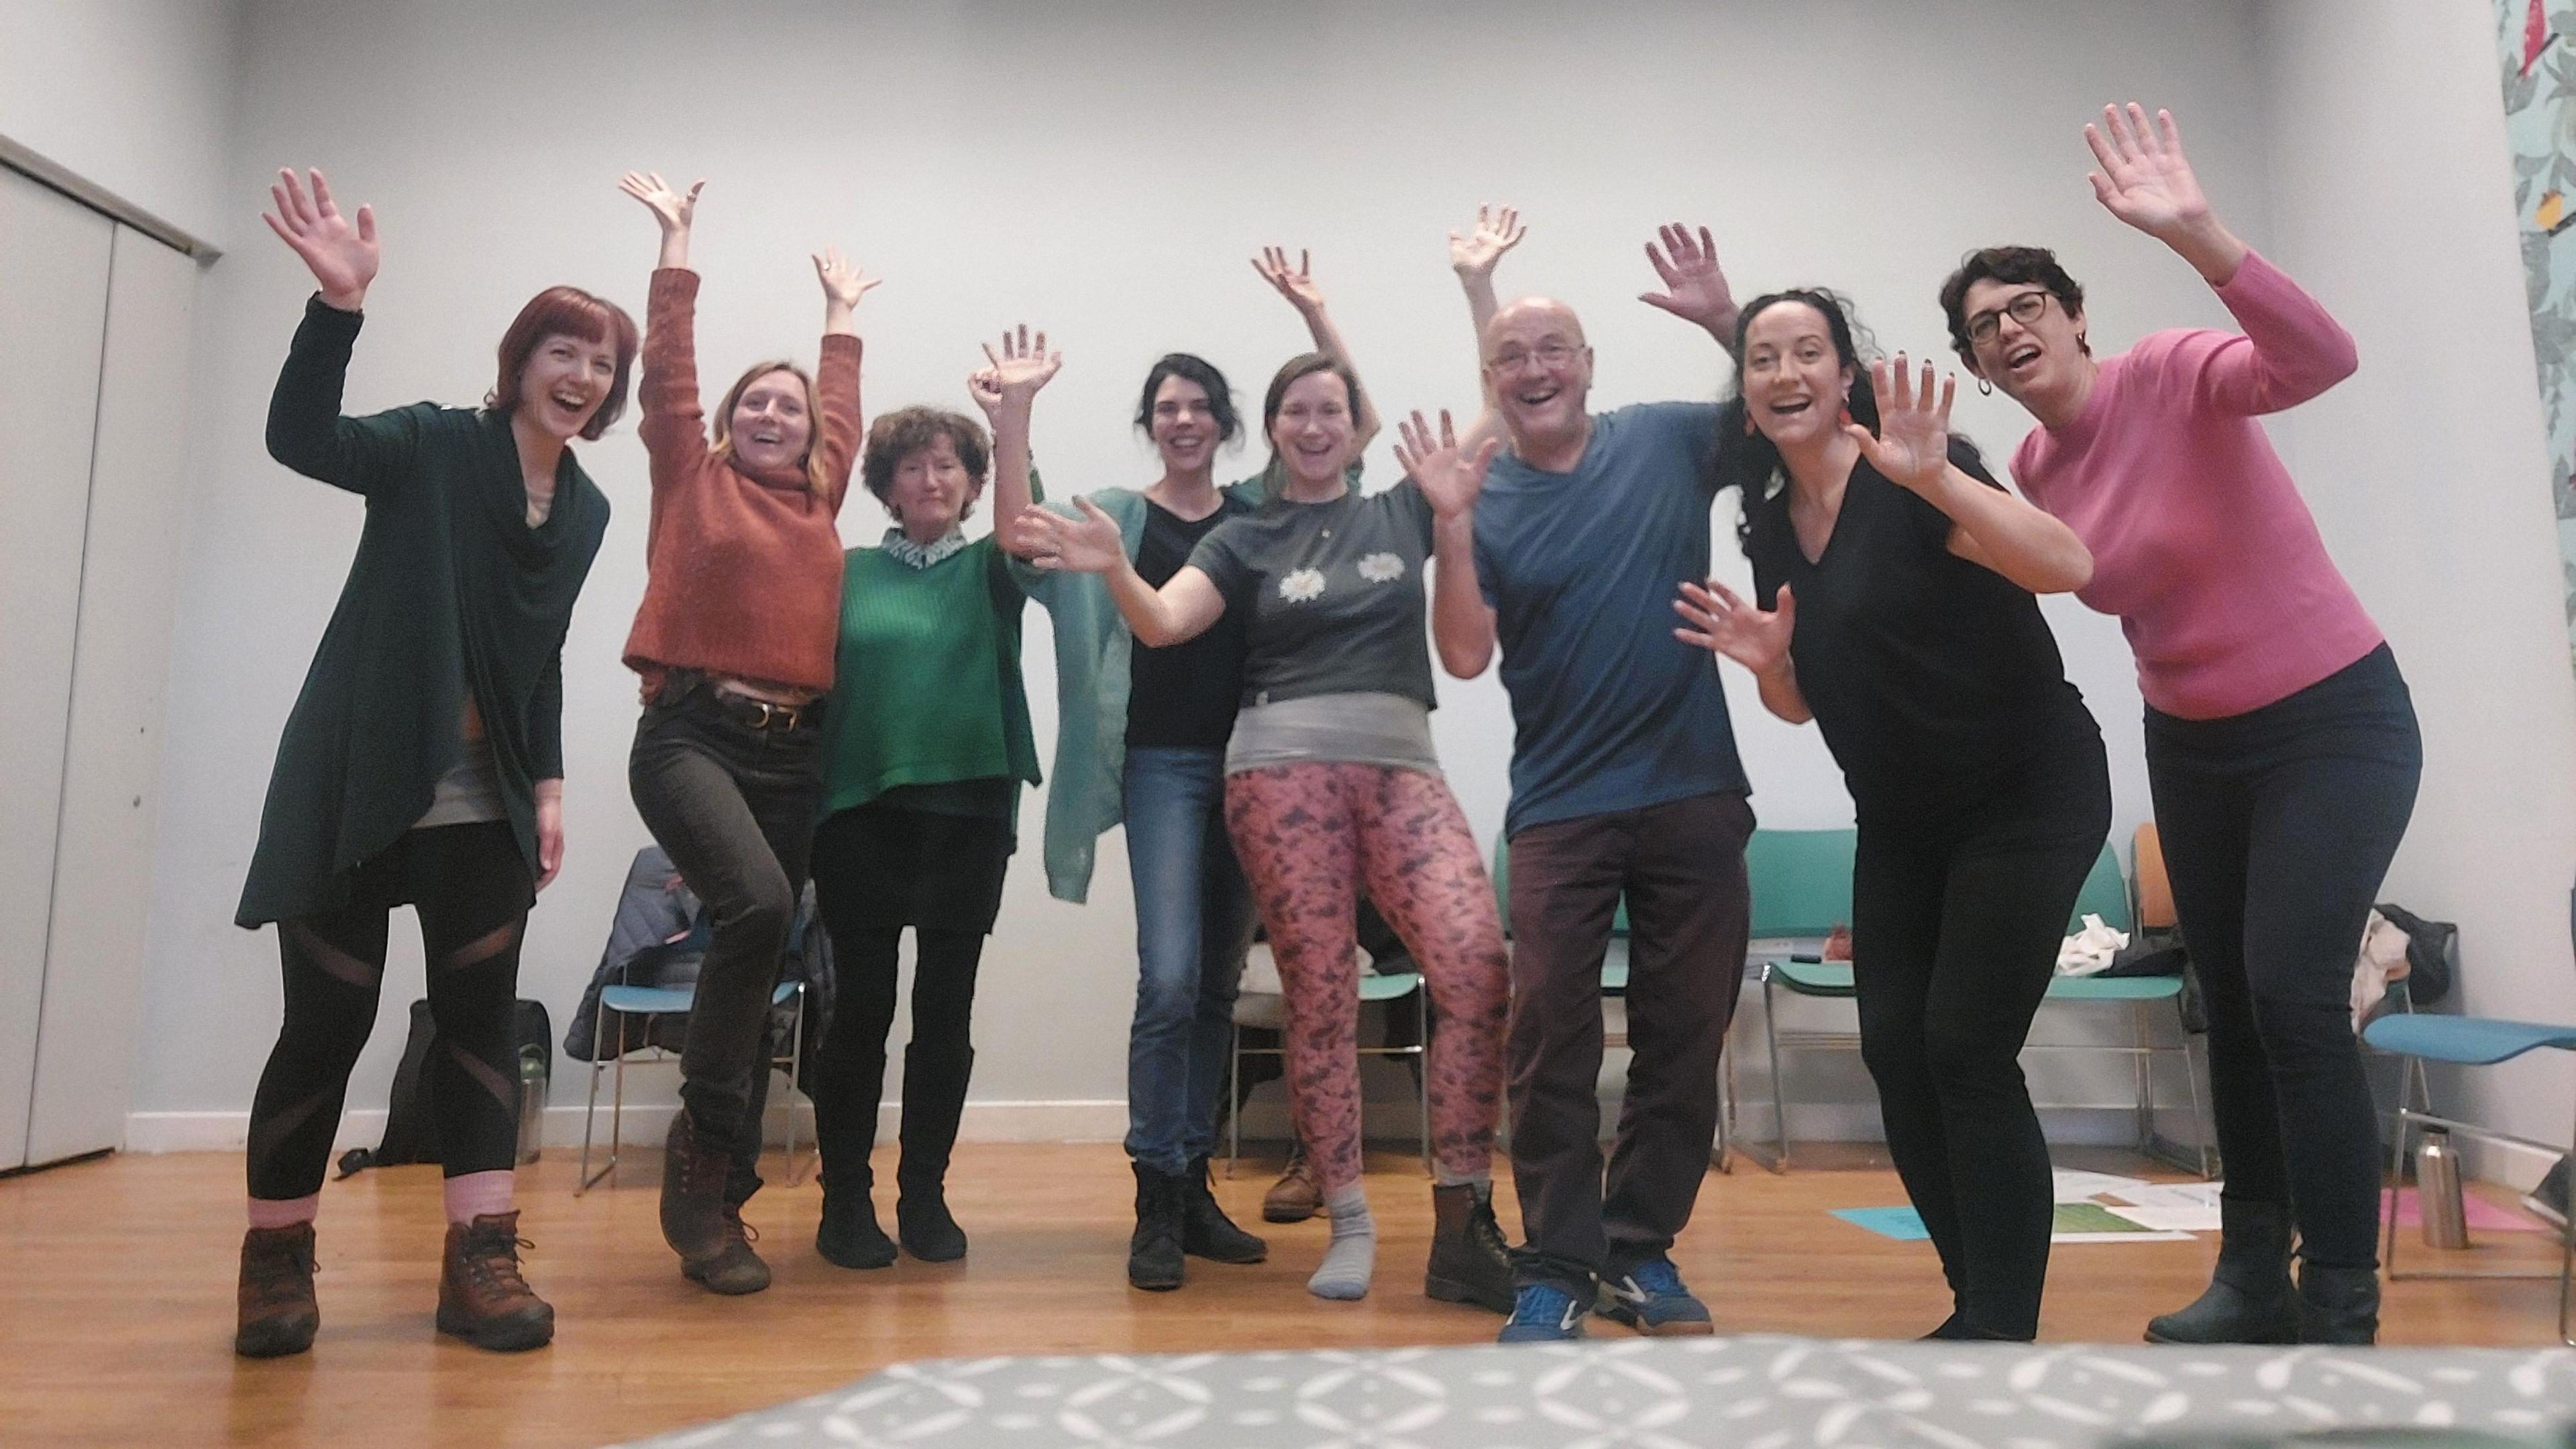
[1504,790,1756,1293]
[247,822,532,1200]
[807,802,1013,1197]
[2146,643,2420,1271]
[627,686,820,1201]
[1851,725,2110,1340]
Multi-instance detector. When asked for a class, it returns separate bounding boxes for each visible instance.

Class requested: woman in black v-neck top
[1676,290,2108,1342]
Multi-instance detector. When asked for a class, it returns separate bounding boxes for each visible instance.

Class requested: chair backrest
[1491,834,1631,938]
[1746,828,1856,937]
[2070,840,2133,934]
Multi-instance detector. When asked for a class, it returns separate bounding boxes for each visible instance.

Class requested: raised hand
[812,246,880,312]
[1638,222,1737,335]
[263,168,378,311]
[1674,579,1795,676]
[1010,497,1125,574]
[1843,354,1955,496]
[618,170,703,234]
[1252,246,1328,317]
[1395,408,1499,521]
[974,323,1061,413]
[2085,103,2214,238]
[1448,204,1525,278]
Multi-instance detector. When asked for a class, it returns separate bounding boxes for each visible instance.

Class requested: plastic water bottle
[2417,1126,2469,1250]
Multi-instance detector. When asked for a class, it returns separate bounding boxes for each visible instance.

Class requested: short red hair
[486,286,639,441]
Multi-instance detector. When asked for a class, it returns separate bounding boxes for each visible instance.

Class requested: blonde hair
[709,360,826,493]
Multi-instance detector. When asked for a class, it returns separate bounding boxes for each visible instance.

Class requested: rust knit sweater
[623,267,861,695]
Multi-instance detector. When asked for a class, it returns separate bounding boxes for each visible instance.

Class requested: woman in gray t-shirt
[1015,356,1515,1313]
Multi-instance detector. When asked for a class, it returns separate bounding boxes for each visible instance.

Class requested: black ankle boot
[1128,1163,1187,1291]
[2145,1197,2300,1344]
[1424,1181,1515,1314]
[816,1169,896,1270]
[896,1177,969,1261]
[2297,1262,2380,1345]
[1180,1155,1266,1265]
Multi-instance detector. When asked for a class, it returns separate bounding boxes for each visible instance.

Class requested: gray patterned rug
[616,1336,2576,1448]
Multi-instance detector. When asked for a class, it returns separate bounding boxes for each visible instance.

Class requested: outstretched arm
[262,168,425,492]
[1448,204,1525,455]
[1010,498,1226,647]
[621,172,710,478]
[1844,356,2093,594]
[966,323,1060,550]
[619,170,700,271]
[1397,409,1503,679]
[1254,246,1381,448]
[808,246,876,505]
[2086,103,2245,286]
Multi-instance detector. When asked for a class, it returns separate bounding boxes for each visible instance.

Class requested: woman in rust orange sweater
[616,171,872,1295]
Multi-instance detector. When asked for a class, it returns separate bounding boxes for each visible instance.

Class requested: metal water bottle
[516,1044,548,1165]
[2416,1126,2469,1250]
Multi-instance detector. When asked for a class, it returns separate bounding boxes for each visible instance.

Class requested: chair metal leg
[580,1000,629,1194]
[1226,1021,1242,1177]
[779,985,808,1188]
[2560,1098,2575,1347]
[2382,1052,2422,1285]
[578,998,609,1194]
[1764,977,1790,1173]
[2131,1001,2153,1151]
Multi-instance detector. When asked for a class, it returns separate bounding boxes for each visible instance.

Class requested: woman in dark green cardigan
[232,169,633,1360]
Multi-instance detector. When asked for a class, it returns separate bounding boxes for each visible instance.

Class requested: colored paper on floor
[1832,1206,1931,1240]
[2051,1169,2151,1202]
[2383,1187,2546,1232]
[2100,1181,2224,1232]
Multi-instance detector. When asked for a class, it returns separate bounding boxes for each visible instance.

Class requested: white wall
[132,0,2277,1140]
[2255,0,2576,1179]
[0,0,239,248]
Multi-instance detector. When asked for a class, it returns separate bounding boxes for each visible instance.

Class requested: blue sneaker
[1497,1281,1588,1343]
[1597,1256,1715,1336]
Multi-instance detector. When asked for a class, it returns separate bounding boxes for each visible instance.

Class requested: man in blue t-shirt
[1433,210,1755,1344]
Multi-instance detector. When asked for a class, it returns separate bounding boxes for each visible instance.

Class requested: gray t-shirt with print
[1188,478,1437,711]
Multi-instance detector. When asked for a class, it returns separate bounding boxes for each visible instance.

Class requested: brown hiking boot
[1262,1145,1322,1224]
[435,1211,554,1352]
[660,1109,732,1265]
[235,1222,319,1358]
[681,1205,771,1295]
[1424,1181,1515,1314]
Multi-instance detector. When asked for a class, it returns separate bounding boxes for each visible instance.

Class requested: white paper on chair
[2051,1169,2151,1202]
[2097,1180,2224,1232]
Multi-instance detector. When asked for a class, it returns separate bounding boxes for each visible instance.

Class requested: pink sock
[442,1170,516,1226]
[247,1195,319,1230]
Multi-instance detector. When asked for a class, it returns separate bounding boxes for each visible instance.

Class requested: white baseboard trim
[123,1100,1131,1155]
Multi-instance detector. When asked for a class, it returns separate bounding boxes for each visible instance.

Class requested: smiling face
[1482,299,1593,451]
[1960,278,2089,418]
[1150,374,1220,476]
[513,331,623,442]
[1739,300,1855,453]
[888,431,980,539]
[1267,368,1355,490]
[726,366,814,478]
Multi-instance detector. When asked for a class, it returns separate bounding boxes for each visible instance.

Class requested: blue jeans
[1122,747,1258,1176]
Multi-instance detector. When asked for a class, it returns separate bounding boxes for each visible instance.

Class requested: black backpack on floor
[335,998,553,1176]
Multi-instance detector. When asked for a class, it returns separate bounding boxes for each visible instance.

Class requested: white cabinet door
[25,225,201,1165]
[0,169,114,1171]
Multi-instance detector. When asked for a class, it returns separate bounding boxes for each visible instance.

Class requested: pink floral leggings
[1224,762,1510,1196]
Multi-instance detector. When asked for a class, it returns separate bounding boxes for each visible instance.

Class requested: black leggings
[807,804,1010,1195]
[1852,727,2111,1340]
[2147,643,2420,1271]
[247,822,531,1201]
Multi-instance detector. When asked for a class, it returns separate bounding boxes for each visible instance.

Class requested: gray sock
[1307,1185,1375,1301]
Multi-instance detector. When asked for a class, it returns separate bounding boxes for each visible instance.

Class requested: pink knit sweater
[2010,250,2383,720]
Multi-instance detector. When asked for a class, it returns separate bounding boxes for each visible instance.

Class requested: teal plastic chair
[2364,883,2576,1344]
[1752,830,2211,1175]
[1225,951,1428,1175]
[577,977,808,1193]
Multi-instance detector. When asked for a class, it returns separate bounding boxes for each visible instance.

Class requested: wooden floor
[0,1142,2565,1448]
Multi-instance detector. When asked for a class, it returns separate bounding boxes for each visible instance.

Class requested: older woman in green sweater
[804,328,1053,1269]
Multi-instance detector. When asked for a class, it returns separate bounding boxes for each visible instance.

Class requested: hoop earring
[1976,376,1994,397]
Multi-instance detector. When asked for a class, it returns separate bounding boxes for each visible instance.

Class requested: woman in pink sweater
[1939,105,2419,1346]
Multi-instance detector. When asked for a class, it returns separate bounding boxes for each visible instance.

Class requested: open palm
[263,168,378,308]
[1448,204,1525,278]
[1674,580,1793,675]
[1844,356,1954,495]
[1394,409,1498,521]
[2086,104,2209,239]
[1014,498,1124,574]
[1252,246,1326,315]
[618,170,702,233]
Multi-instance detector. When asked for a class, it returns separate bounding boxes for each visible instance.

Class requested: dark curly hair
[1711,288,1884,555]
[861,407,991,523]
[1937,246,2088,362]
[1134,352,1242,447]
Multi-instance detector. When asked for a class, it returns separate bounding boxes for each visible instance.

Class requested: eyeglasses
[1965,290,2053,345]
[1487,341,1585,372]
